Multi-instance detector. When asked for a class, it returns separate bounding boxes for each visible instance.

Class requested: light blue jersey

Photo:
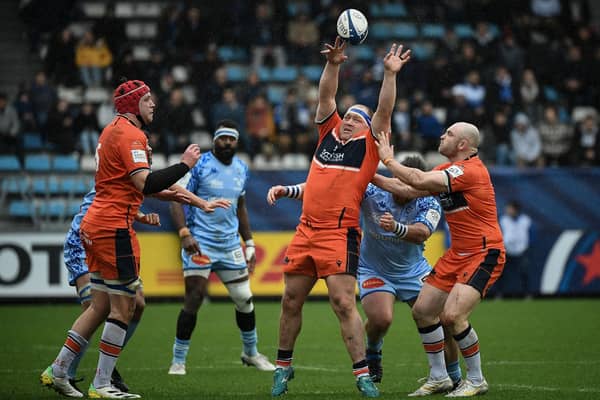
[182,152,249,273]
[64,188,95,286]
[358,183,442,301]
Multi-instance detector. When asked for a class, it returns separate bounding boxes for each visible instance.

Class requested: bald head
[452,122,480,149]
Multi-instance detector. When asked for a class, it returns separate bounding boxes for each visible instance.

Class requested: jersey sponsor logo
[425,209,441,228]
[445,165,464,178]
[131,149,148,163]
[191,253,211,266]
[362,277,385,289]
[314,132,366,169]
[208,179,225,189]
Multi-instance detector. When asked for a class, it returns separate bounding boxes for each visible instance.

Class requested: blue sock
[172,338,190,364]
[366,339,383,359]
[67,341,89,379]
[123,319,139,347]
[241,328,258,357]
[446,360,462,384]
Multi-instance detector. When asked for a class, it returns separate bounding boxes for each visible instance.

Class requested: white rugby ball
[336,9,368,45]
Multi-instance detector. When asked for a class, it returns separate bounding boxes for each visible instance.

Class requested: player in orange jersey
[271,38,411,399]
[41,79,205,399]
[374,122,505,397]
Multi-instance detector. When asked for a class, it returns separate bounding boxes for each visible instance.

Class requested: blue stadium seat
[267,86,286,104]
[8,200,36,218]
[381,3,407,17]
[354,45,375,62]
[22,132,44,151]
[369,4,384,17]
[24,154,51,172]
[392,23,418,40]
[421,23,445,39]
[454,24,474,38]
[300,65,322,82]
[218,46,248,62]
[1,175,29,196]
[68,199,82,216]
[371,22,391,40]
[52,154,79,172]
[39,199,66,219]
[0,155,21,172]
[271,66,298,82]
[226,65,248,82]
[411,42,435,60]
[257,67,272,82]
[60,176,89,196]
[31,176,48,196]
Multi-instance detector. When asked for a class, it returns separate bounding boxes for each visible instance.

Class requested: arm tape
[142,163,190,195]
[284,185,302,199]
[393,221,408,238]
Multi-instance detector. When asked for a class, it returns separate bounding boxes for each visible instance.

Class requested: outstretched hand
[320,36,348,65]
[152,188,191,204]
[374,130,394,162]
[383,43,411,74]
[200,198,231,213]
[266,185,287,205]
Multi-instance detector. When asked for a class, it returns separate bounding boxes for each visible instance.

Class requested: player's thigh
[361,290,395,325]
[459,248,506,298]
[284,224,317,277]
[325,273,359,312]
[441,283,481,324]
[282,273,317,308]
[412,283,448,320]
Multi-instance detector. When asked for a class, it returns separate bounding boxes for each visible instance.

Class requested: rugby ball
[336,9,368,45]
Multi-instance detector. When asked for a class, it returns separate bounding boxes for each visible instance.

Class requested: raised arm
[371,173,432,200]
[267,183,306,205]
[370,44,411,137]
[374,131,448,193]
[315,37,348,122]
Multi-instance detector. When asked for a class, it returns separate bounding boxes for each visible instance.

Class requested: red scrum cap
[113,80,150,115]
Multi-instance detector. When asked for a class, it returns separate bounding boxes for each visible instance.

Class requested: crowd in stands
[2,0,598,168]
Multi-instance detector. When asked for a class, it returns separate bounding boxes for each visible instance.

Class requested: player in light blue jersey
[267,155,462,389]
[61,187,159,395]
[168,120,275,376]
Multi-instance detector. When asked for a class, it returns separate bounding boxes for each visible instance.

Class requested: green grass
[1,299,599,399]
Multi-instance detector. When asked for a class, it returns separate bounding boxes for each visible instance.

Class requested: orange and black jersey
[434,154,504,253]
[301,111,380,229]
[83,116,150,229]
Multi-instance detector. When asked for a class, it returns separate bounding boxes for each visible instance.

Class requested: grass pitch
[1,299,599,399]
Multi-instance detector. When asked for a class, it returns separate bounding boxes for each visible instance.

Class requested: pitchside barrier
[1,168,599,299]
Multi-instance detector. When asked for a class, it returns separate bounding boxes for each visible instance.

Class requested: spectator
[392,98,412,149]
[73,102,100,155]
[519,69,542,122]
[489,108,513,165]
[175,6,212,62]
[488,66,516,107]
[44,28,78,87]
[537,105,574,166]
[153,88,194,156]
[511,113,543,168]
[0,92,21,154]
[496,200,533,297]
[75,31,113,87]
[497,34,525,77]
[211,88,247,149]
[111,49,141,87]
[92,1,126,58]
[351,69,379,111]
[46,99,75,153]
[189,44,223,86]
[415,101,443,153]
[238,70,266,105]
[30,71,57,132]
[245,94,275,159]
[250,2,286,69]
[199,67,229,129]
[561,45,589,109]
[14,86,37,132]
[287,13,320,64]
[274,88,312,155]
[571,114,599,166]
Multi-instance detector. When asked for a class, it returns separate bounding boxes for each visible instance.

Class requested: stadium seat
[60,176,89,196]
[24,154,51,172]
[115,2,134,18]
[571,106,597,123]
[53,154,79,172]
[68,199,82,216]
[252,154,282,170]
[80,155,96,172]
[354,45,375,62]
[267,85,286,104]
[281,153,309,170]
[0,155,21,172]
[218,46,248,62]
[411,42,435,60]
[190,131,213,150]
[132,45,151,61]
[371,23,392,40]
[39,199,66,220]
[271,66,298,82]
[454,24,474,38]
[300,65,322,82]
[392,23,418,40]
[257,67,272,82]
[150,153,167,170]
[8,200,36,219]
[381,3,407,17]
[84,87,110,103]
[22,132,44,151]
[80,2,107,17]
[226,65,248,82]
[31,176,48,196]
[421,23,445,39]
